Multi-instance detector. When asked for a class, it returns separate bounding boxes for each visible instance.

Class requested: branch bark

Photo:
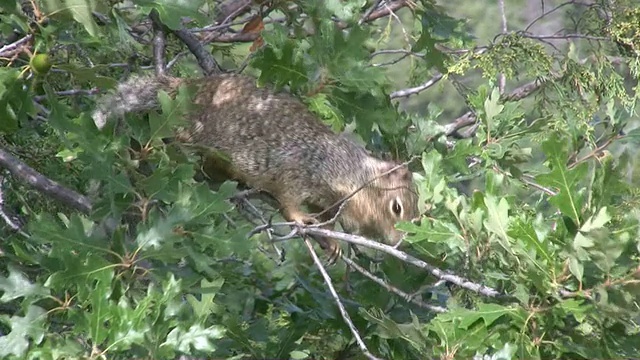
[0,147,92,215]
[149,9,166,76]
[149,7,222,75]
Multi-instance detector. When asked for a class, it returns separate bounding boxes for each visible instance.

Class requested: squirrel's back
[93,73,418,255]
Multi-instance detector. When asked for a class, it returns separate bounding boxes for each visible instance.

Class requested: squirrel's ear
[381,162,412,182]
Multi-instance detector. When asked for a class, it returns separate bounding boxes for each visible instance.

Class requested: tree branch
[0,34,32,59]
[0,147,92,214]
[149,9,166,76]
[149,8,222,75]
[304,238,382,360]
[390,73,443,99]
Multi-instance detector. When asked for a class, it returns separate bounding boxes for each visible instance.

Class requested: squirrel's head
[341,160,420,245]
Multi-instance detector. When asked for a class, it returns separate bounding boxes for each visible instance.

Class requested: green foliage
[0,0,639,359]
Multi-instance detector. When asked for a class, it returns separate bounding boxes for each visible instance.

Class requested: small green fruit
[30,53,52,74]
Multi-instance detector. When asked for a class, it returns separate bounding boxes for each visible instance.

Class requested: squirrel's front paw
[322,238,342,265]
[291,214,319,227]
[288,213,341,264]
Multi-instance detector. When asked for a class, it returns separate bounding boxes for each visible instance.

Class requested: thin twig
[372,53,410,67]
[492,166,559,196]
[567,136,620,169]
[303,238,383,360]
[520,175,558,196]
[232,190,286,261]
[369,49,425,58]
[257,221,504,299]
[524,1,593,33]
[165,51,188,70]
[342,256,447,313]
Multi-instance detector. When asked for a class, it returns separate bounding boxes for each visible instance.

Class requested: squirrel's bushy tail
[92,76,169,129]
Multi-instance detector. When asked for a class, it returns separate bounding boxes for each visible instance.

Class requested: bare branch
[148,9,222,75]
[359,0,384,25]
[166,51,188,70]
[0,147,92,214]
[520,33,609,41]
[304,238,382,360]
[0,34,32,59]
[443,111,477,136]
[231,189,287,261]
[497,0,507,94]
[173,28,223,75]
[194,16,288,33]
[568,135,620,169]
[390,73,443,99]
[370,49,425,59]
[150,8,222,75]
[364,0,410,23]
[149,9,166,76]
[372,53,411,67]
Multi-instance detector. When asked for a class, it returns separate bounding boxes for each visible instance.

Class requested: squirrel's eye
[391,199,403,216]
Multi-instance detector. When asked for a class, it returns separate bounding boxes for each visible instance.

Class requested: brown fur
[93,74,419,261]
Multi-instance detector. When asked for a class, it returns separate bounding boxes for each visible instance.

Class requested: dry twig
[342,255,447,313]
[304,238,383,360]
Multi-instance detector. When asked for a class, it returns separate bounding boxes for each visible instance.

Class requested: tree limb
[390,73,443,99]
[0,147,92,215]
[149,8,222,75]
[149,9,166,76]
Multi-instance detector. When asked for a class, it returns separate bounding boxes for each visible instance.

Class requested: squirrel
[92,73,419,262]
